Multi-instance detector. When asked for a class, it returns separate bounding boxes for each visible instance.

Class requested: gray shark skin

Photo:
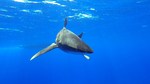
[30,18,93,61]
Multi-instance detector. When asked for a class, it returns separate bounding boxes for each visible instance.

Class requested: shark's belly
[58,43,85,53]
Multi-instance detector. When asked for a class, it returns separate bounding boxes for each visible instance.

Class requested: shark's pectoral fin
[30,43,58,61]
[83,54,90,60]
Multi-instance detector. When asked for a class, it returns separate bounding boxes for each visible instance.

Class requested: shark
[30,18,93,61]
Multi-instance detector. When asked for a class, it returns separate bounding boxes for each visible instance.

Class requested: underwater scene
[0,0,150,84]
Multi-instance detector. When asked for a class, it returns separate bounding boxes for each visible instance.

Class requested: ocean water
[0,0,150,84]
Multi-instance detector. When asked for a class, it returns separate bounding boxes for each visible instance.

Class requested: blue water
[0,0,150,84]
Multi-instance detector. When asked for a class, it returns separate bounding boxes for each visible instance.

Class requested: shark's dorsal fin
[78,32,83,38]
[64,18,68,27]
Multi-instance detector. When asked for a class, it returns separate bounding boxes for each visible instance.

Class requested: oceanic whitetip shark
[30,18,93,61]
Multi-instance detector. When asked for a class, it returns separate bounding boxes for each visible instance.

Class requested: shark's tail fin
[64,17,68,27]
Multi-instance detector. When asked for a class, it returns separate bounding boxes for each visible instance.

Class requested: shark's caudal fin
[64,17,68,27]
[30,43,58,61]
[84,54,90,60]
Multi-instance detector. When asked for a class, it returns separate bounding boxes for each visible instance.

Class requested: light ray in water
[0,14,13,18]
[0,28,23,32]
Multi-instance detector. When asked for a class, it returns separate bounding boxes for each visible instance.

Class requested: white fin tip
[84,55,90,60]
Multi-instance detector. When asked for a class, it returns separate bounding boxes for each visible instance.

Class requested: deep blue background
[0,0,150,84]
